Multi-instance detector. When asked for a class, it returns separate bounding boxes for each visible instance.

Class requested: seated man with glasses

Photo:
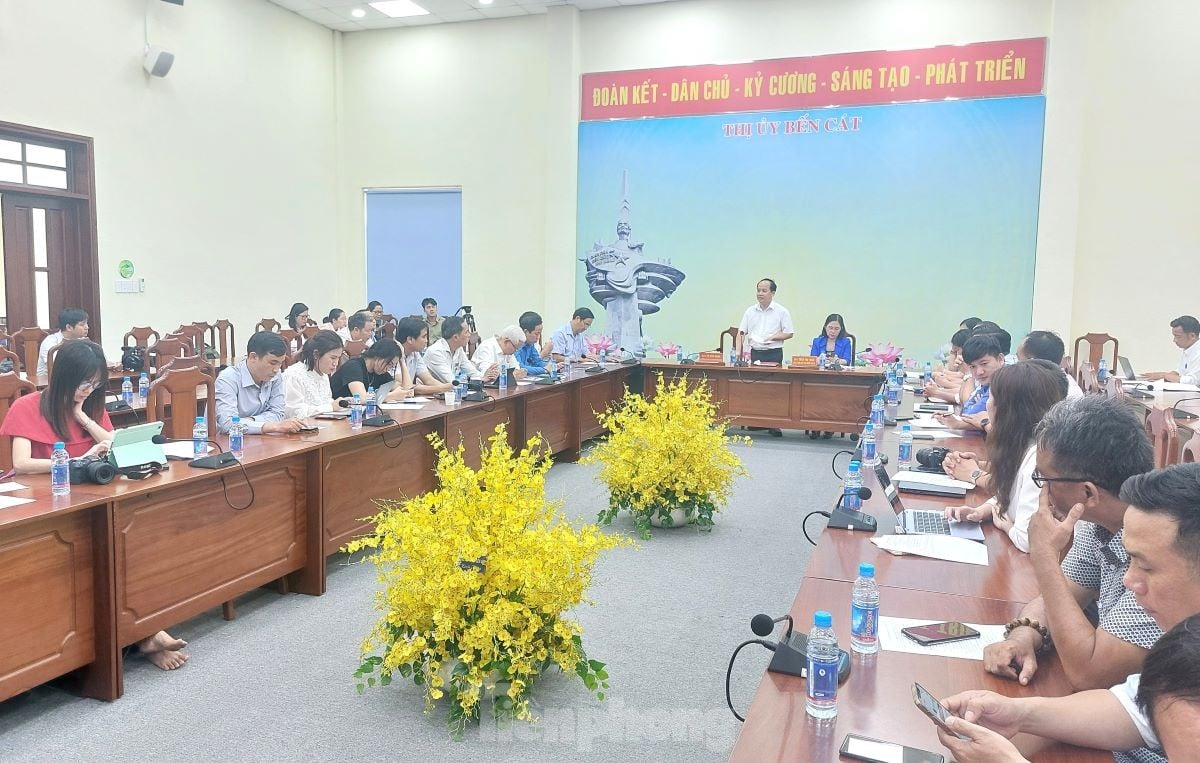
[980,395,1161,691]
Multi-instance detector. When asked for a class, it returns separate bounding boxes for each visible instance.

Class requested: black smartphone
[901,621,980,646]
[911,682,968,740]
[839,733,944,763]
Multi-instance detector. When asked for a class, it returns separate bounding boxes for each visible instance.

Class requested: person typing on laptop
[0,339,188,671]
[941,360,1066,552]
[1142,314,1200,383]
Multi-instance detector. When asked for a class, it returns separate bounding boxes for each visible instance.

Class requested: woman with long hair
[942,359,1067,552]
[0,339,190,670]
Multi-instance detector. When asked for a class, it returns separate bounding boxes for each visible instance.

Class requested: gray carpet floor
[0,431,849,762]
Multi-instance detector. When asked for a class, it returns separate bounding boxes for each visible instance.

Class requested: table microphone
[827,488,878,532]
[151,434,238,469]
[750,613,807,677]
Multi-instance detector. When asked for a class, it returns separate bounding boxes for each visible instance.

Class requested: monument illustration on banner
[582,171,686,356]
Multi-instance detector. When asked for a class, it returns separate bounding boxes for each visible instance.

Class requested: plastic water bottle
[229,416,244,461]
[843,460,863,511]
[563,357,572,379]
[121,376,133,406]
[850,563,880,654]
[138,372,150,401]
[192,417,207,458]
[1098,358,1109,384]
[498,360,508,392]
[870,393,885,426]
[923,361,933,384]
[885,381,900,421]
[728,350,735,367]
[598,349,607,364]
[898,424,914,470]
[365,386,378,418]
[455,371,468,402]
[549,361,558,382]
[862,423,877,466]
[51,442,70,496]
[676,346,684,362]
[350,394,363,430]
[818,354,827,371]
[806,611,839,719]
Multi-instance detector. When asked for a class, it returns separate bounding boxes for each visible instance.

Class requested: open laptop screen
[873,462,904,512]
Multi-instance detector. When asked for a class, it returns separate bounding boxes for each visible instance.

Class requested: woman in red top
[0,340,190,670]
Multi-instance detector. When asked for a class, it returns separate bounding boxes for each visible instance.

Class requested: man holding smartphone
[981,396,1159,691]
[936,463,1200,763]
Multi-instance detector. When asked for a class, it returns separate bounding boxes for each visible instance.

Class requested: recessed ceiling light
[367,0,429,18]
[351,8,366,17]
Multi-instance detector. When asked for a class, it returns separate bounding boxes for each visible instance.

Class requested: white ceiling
[266,0,684,32]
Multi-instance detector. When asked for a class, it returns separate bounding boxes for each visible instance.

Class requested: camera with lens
[916,447,950,471]
[69,455,117,485]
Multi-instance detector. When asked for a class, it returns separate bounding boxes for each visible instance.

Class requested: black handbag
[121,346,146,372]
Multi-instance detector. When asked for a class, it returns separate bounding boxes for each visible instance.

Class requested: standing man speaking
[735,278,794,365]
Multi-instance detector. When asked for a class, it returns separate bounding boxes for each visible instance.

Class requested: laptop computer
[884,388,915,425]
[875,464,985,541]
[890,468,969,498]
[482,367,518,389]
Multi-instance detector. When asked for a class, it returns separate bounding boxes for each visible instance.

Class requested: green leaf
[594,669,608,680]
[356,683,364,695]
[601,681,609,689]
[597,692,605,701]
[588,660,605,671]
[367,676,376,687]
[380,674,392,687]
[583,674,597,690]
[414,671,425,686]
[359,662,374,674]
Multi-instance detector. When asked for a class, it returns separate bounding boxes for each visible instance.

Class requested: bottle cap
[814,610,832,628]
[353,393,361,401]
[195,416,204,423]
[367,386,374,392]
[124,376,130,381]
[902,423,911,431]
[232,416,241,423]
[54,441,65,449]
[864,423,873,432]
[858,562,875,577]
[848,460,860,473]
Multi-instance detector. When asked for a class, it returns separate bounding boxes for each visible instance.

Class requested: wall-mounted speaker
[143,46,175,77]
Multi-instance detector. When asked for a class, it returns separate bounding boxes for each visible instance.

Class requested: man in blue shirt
[551,307,600,362]
[515,311,555,375]
[214,331,305,434]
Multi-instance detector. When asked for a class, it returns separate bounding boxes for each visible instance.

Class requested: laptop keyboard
[910,510,950,535]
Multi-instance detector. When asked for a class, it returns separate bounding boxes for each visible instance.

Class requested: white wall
[0,0,339,354]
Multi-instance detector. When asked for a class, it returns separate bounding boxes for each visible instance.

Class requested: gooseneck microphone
[152,434,237,470]
[751,613,794,640]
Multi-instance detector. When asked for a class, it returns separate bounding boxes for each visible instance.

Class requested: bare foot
[138,631,187,653]
[145,649,188,671]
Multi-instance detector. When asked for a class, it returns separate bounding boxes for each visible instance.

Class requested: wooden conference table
[730,416,1110,761]
[0,364,632,704]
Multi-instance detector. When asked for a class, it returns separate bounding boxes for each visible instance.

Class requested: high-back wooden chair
[158,355,215,377]
[1078,362,1102,395]
[149,337,192,374]
[1182,433,1200,464]
[1073,333,1118,384]
[44,340,74,382]
[379,321,397,342]
[300,326,320,342]
[255,318,280,333]
[845,333,858,363]
[11,327,49,375]
[190,321,215,349]
[213,320,236,366]
[1146,406,1181,469]
[146,366,217,440]
[0,347,20,374]
[1060,355,1074,378]
[1105,376,1126,399]
[0,372,38,470]
[173,324,208,356]
[717,326,738,354]
[121,327,161,374]
[0,329,10,351]
[279,329,300,352]
[344,339,366,359]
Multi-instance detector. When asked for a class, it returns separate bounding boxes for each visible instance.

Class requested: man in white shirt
[734,278,794,365]
[395,317,451,396]
[1017,330,1084,399]
[1144,315,1200,384]
[423,315,498,384]
[472,325,527,380]
[37,308,90,378]
[337,312,375,347]
[936,463,1200,763]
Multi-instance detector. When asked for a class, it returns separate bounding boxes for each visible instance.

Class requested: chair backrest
[146,366,217,440]
[344,339,366,359]
[213,319,236,366]
[123,326,160,349]
[158,355,215,377]
[1146,406,1181,469]
[1105,376,1126,398]
[174,324,208,355]
[255,318,280,333]
[844,333,858,363]
[0,347,20,373]
[279,329,300,349]
[1182,433,1200,464]
[1078,362,1102,395]
[10,327,49,375]
[301,325,320,341]
[150,337,192,373]
[44,339,78,382]
[1060,354,1074,377]
[717,326,738,354]
[379,321,397,341]
[1072,333,1118,383]
[0,371,38,470]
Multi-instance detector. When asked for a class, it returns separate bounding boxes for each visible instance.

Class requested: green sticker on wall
[118,260,135,278]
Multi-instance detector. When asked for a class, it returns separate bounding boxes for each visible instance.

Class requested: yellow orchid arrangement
[585,373,749,539]
[345,424,628,736]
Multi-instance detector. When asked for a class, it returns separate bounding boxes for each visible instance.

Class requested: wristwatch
[969,468,983,487]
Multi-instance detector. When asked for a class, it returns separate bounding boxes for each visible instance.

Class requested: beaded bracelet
[1004,617,1054,655]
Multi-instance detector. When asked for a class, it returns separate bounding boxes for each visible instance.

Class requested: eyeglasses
[76,380,104,392]
[1030,470,1090,488]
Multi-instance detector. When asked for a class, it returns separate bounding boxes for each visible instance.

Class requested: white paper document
[160,442,213,460]
[0,482,29,494]
[0,495,35,510]
[893,471,975,490]
[877,616,1006,660]
[909,415,950,430]
[870,534,989,566]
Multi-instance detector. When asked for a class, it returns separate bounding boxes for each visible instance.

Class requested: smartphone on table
[900,621,980,646]
[911,682,969,740]
[839,733,944,763]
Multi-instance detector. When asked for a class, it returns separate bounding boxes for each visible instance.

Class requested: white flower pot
[649,506,690,528]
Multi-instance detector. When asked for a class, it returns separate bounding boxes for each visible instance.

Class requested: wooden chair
[44,340,72,382]
[1182,432,1200,464]
[379,321,397,341]
[255,318,280,333]
[1105,376,1126,398]
[0,328,10,351]
[158,355,215,377]
[11,327,49,375]
[0,347,20,373]
[146,366,217,440]
[0,372,37,471]
[717,326,738,354]
[174,324,208,356]
[190,321,216,348]
[300,326,320,341]
[1079,362,1102,395]
[214,319,236,366]
[845,333,858,363]
[1073,333,1118,384]
[121,327,161,374]
[279,329,300,351]
[149,337,192,373]
[1146,406,1181,469]
[1060,355,1074,378]
[344,339,366,359]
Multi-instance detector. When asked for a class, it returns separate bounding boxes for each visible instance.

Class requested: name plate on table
[696,351,724,364]
[790,356,818,368]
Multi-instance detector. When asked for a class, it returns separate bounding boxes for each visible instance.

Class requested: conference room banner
[576,39,1046,361]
